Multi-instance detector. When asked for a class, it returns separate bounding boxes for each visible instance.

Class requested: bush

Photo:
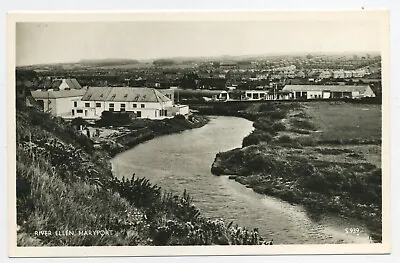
[253,119,275,135]
[268,111,286,120]
[77,134,94,153]
[290,118,316,131]
[96,111,136,127]
[258,103,276,112]
[276,135,292,144]
[272,122,286,132]
[71,117,88,128]
[242,130,273,147]
[296,136,318,147]
[173,114,186,120]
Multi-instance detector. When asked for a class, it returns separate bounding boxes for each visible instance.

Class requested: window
[37,100,44,109]
[72,109,75,116]
[121,103,126,112]
[85,102,90,107]
[141,104,145,108]
[96,103,101,107]
[73,101,77,107]
[136,111,141,117]
[133,103,137,108]
[160,109,168,116]
[109,103,114,112]
[77,109,83,114]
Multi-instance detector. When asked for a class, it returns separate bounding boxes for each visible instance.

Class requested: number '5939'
[345,228,360,234]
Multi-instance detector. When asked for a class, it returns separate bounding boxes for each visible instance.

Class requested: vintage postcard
[7,10,390,257]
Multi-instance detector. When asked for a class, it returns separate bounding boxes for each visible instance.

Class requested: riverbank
[198,101,382,242]
[92,114,210,157]
[16,94,269,246]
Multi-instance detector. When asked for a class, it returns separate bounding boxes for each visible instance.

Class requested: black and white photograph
[7,10,390,256]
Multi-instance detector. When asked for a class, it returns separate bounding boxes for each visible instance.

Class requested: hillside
[15,90,269,246]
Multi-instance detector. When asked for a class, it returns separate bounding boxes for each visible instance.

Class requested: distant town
[16,52,381,122]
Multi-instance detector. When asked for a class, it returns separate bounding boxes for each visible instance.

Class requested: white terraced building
[71,87,189,120]
[281,85,376,99]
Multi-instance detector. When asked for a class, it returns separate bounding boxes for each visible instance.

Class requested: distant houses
[216,84,376,102]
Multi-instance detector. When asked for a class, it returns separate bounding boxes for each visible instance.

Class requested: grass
[303,102,381,141]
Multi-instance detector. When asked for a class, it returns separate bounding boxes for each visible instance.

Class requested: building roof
[81,87,171,103]
[50,78,83,90]
[65,78,83,89]
[282,85,372,93]
[31,88,87,99]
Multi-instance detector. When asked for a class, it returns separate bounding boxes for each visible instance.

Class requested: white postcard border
[7,10,391,257]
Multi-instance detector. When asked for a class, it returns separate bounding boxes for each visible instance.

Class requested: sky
[16,20,383,66]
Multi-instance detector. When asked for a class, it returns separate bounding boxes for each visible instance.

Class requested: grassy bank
[16,96,269,246]
[202,101,382,242]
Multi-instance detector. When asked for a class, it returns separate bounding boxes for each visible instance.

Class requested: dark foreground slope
[196,101,383,243]
[15,96,269,246]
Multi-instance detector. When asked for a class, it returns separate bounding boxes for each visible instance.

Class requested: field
[303,102,381,141]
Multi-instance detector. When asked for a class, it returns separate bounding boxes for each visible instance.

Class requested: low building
[72,87,188,120]
[282,85,376,99]
[244,90,268,101]
[218,91,230,101]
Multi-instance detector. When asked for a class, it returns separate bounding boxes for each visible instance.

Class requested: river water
[111,116,372,244]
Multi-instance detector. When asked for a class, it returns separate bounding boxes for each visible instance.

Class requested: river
[111,116,372,244]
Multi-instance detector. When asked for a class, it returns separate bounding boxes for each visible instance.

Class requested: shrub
[173,114,186,120]
[253,120,275,135]
[290,118,316,131]
[296,136,318,147]
[258,103,276,112]
[71,117,88,128]
[276,135,292,144]
[272,122,286,132]
[242,130,273,147]
[268,111,286,120]
[77,134,94,153]
[96,111,136,127]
